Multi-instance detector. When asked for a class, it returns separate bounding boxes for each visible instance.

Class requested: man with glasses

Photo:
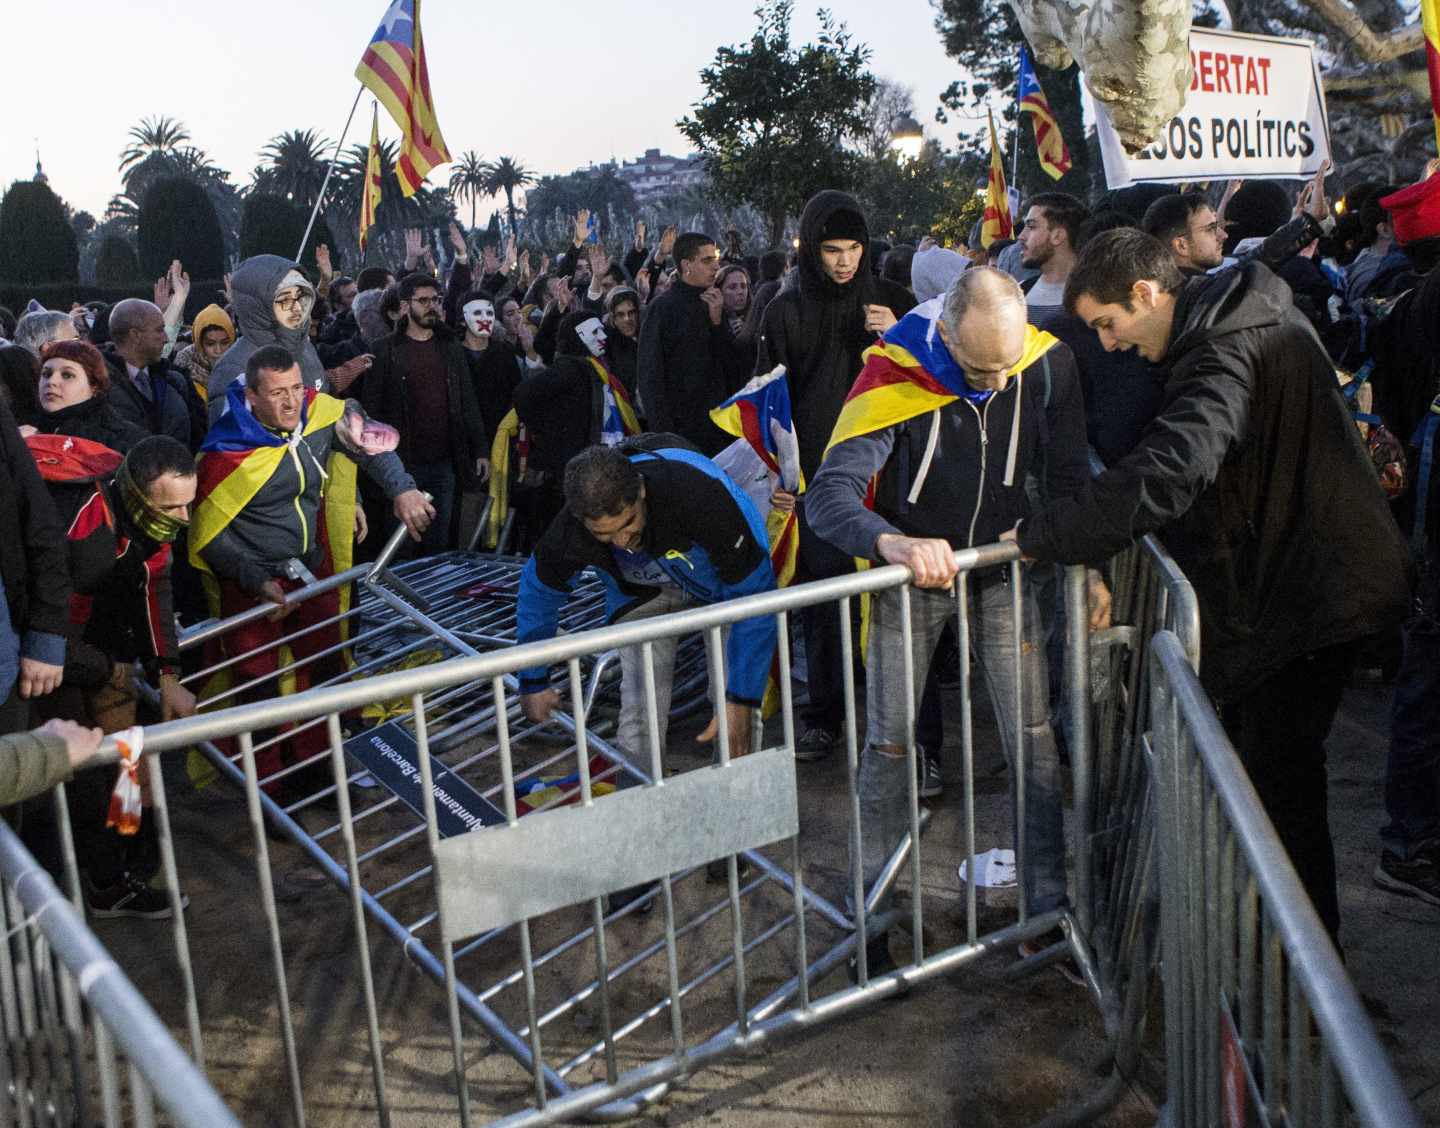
[637,232,737,454]
[360,273,486,556]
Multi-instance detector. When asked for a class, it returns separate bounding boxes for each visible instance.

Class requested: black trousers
[795,503,855,735]
[1219,643,1353,942]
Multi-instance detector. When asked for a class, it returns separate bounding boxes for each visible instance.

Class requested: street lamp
[889,114,924,162]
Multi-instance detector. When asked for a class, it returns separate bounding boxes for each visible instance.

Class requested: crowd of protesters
[0,155,1436,964]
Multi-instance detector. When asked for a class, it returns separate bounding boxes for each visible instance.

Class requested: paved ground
[98,671,1437,1127]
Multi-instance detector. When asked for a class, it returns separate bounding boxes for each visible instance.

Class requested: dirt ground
[100,669,1438,1127]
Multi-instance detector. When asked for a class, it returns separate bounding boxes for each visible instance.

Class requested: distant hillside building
[611,149,708,204]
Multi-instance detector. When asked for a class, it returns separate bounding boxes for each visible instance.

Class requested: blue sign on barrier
[344,721,506,837]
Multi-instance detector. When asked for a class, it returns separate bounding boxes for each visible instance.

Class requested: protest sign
[1096,27,1331,188]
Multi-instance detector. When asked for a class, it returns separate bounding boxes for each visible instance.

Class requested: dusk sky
[8,2,982,221]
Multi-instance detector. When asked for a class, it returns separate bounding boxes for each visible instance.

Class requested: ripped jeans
[854,575,1068,918]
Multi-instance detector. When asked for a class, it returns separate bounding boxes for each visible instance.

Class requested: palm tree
[482,156,534,240]
[118,116,191,174]
[257,129,332,210]
[448,151,488,232]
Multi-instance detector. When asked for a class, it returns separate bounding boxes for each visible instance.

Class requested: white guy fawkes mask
[462,298,496,336]
[576,317,607,358]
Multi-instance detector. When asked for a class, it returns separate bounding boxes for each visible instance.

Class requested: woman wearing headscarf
[172,304,235,404]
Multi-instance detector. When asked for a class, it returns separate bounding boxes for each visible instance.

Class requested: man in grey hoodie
[208,255,330,421]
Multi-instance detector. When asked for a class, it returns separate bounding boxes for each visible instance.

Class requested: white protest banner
[1096,27,1330,189]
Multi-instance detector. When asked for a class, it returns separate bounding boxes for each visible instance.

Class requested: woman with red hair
[29,340,145,453]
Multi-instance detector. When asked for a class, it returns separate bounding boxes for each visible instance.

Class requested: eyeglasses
[1188,220,1224,238]
[274,294,310,312]
[408,296,439,307]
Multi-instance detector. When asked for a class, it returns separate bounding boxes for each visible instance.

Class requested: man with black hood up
[755,190,915,761]
[1012,228,1411,941]
[208,254,329,421]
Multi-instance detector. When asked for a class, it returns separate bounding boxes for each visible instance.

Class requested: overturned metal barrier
[79,536,1121,1124]
[0,813,237,1127]
[1149,631,1420,1128]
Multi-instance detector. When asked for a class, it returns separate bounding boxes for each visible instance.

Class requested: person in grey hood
[207,255,328,420]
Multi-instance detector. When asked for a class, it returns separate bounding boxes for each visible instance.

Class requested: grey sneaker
[1373,846,1440,908]
[794,727,837,762]
[917,750,943,799]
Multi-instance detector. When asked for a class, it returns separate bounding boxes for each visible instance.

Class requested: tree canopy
[0,181,80,285]
[679,0,876,244]
[138,177,226,282]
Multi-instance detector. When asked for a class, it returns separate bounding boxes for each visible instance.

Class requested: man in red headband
[1368,162,1440,910]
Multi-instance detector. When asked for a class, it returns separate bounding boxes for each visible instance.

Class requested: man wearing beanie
[755,190,915,762]
[1367,164,1440,909]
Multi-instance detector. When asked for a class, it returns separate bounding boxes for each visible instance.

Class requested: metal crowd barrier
[69,534,1131,1125]
[1148,631,1420,1128]
[0,813,237,1126]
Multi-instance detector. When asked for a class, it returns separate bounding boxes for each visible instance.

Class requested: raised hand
[404,227,423,268]
[482,243,501,276]
[586,242,610,283]
[517,248,532,283]
[573,208,591,246]
[168,259,190,302]
[315,243,333,280]
[504,234,517,270]
[448,219,468,257]
[634,218,647,250]
[699,287,724,327]
[153,274,171,309]
[658,224,678,259]
[635,267,651,299]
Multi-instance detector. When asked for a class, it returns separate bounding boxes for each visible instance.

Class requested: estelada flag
[589,357,641,439]
[710,366,805,585]
[355,0,450,196]
[1424,0,1440,152]
[982,110,1013,248]
[826,307,1059,460]
[359,103,383,253]
[710,366,805,714]
[1019,45,1072,181]
[189,383,357,613]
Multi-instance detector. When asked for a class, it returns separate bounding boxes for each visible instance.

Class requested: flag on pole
[1423,0,1440,153]
[359,104,383,253]
[982,110,1013,248]
[355,0,450,196]
[1018,45,1072,180]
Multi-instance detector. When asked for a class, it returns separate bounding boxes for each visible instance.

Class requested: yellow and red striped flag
[1424,0,1440,152]
[355,0,450,197]
[1018,45,1072,180]
[359,104,383,253]
[981,110,1013,249]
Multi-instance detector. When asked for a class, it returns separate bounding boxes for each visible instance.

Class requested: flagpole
[1011,48,1023,193]
[297,84,366,261]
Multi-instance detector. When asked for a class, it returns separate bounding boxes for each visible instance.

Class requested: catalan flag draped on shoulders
[356,0,450,195]
[1018,44,1072,180]
[189,382,357,614]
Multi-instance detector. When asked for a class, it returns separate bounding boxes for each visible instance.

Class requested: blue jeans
[1382,563,1440,860]
[406,460,457,555]
[854,574,1068,918]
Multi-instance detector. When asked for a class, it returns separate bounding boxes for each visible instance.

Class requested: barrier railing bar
[412,692,474,1128]
[838,594,867,983]
[92,546,1024,765]
[326,713,391,1128]
[898,584,924,967]
[776,610,811,1013]
[143,754,203,1069]
[236,731,306,1128]
[641,640,686,1061]
[1151,631,1420,1128]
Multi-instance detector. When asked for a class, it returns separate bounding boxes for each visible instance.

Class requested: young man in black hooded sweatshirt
[1010,228,1410,942]
[756,190,915,761]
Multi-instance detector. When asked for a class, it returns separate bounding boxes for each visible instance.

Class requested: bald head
[936,267,1028,392]
[109,299,168,366]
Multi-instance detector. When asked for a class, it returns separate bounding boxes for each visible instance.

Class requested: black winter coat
[463,341,525,453]
[1018,263,1411,700]
[636,281,739,455]
[100,347,207,451]
[756,191,916,480]
[0,401,70,652]
[28,395,147,454]
[512,356,603,480]
[361,325,486,489]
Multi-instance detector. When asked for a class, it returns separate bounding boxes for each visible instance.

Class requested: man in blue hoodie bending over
[517,441,777,772]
